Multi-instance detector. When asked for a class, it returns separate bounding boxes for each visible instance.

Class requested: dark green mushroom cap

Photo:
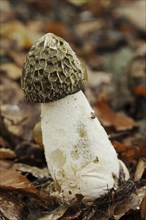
[21,33,87,103]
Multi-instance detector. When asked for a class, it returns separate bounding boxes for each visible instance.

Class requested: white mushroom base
[41,91,129,203]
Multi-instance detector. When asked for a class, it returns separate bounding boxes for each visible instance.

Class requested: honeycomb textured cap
[21,33,87,103]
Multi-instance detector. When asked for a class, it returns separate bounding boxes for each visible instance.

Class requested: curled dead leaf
[0,169,37,193]
[12,163,49,179]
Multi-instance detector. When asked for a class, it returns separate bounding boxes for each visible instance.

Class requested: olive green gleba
[21,33,87,103]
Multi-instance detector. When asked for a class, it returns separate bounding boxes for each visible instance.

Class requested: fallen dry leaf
[0,169,37,193]
[38,206,68,220]
[0,186,54,220]
[12,163,49,179]
[134,158,146,181]
[134,85,146,98]
[113,141,146,162]
[122,132,146,148]
[0,160,13,170]
[0,189,23,220]
[95,99,136,131]
[113,186,146,220]
[140,196,146,220]
[0,148,16,159]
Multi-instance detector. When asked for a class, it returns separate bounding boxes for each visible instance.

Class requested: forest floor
[0,0,146,219]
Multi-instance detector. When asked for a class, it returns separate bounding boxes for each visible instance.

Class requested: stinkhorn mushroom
[21,33,129,203]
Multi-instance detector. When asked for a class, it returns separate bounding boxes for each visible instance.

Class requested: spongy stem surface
[41,91,120,202]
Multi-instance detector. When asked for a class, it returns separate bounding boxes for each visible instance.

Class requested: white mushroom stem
[41,91,129,203]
